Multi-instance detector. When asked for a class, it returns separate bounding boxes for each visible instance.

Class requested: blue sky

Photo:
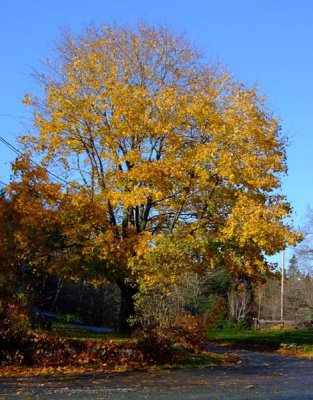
[1,0,312,265]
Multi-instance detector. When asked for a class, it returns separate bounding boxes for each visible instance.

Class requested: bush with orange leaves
[0,300,32,366]
[135,315,206,364]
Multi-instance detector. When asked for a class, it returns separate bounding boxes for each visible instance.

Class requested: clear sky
[1,0,312,265]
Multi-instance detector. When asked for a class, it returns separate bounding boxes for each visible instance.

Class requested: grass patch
[163,343,236,369]
[209,327,313,345]
[208,327,313,355]
[46,323,130,343]
[171,351,227,368]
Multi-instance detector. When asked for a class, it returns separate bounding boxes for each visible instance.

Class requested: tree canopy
[8,24,300,307]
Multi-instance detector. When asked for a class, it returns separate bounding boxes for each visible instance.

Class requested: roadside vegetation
[208,327,313,358]
[0,322,231,376]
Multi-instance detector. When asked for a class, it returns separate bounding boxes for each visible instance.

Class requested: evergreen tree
[287,255,302,278]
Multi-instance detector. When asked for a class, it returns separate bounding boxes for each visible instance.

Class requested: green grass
[299,345,313,357]
[45,323,131,343]
[208,327,313,355]
[208,327,313,345]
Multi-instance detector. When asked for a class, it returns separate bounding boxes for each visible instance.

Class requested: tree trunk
[238,275,254,324]
[50,275,63,311]
[116,279,137,333]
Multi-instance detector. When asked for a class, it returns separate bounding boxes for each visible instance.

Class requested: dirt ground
[1,346,313,399]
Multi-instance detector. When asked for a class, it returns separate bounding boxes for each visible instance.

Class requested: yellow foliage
[7,23,301,285]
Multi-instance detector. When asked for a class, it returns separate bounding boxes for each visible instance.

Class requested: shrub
[135,315,206,363]
[135,325,173,363]
[0,300,31,341]
[0,300,32,366]
[204,296,228,329]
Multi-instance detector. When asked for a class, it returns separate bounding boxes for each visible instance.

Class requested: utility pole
[280,250,285,329]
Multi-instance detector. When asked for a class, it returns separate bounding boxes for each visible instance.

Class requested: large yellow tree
[13,24,299,328]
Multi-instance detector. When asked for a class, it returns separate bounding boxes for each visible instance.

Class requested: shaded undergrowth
[0,323,229,374]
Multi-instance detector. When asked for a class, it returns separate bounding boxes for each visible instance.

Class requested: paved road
[1,346,313,399]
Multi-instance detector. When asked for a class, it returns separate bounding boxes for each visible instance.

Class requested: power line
[0,113,28,120]
[0,136,24,157]
[0,136,68,186]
